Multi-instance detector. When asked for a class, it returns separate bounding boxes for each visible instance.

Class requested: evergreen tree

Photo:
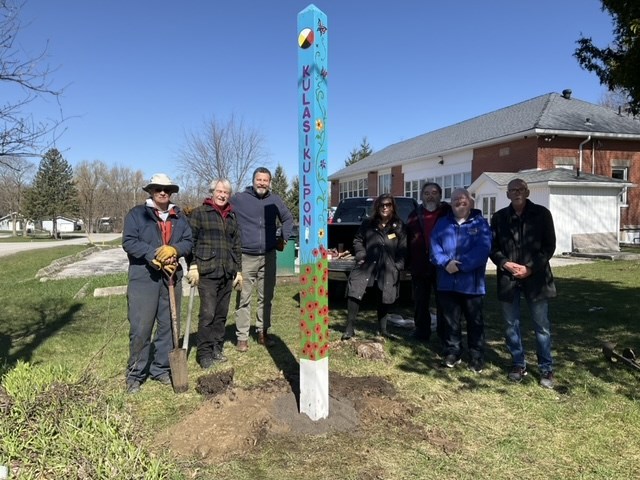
[24,148,78,238]
[271,164,289,199]
[574,0,640,115]
[286,176,300,223]
[344,136,373,167]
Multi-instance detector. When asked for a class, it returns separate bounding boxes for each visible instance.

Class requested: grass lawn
[1,247,639,479]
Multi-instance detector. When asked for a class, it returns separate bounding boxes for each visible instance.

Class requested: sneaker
[508,366,527,383]
[126,380,141,394]
[469,359,484,373]
[198,357,214,369]
[442,354,462,368]
[540,371,555,389]
[212,351,228,363]
[236,340,249,352]
[154,374,172,386]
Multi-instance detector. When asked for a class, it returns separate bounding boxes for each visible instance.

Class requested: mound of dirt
[155,370,428,464]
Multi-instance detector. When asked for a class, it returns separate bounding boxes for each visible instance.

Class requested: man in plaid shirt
[186,179,242,368]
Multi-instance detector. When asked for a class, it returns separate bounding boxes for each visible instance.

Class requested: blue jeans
[501,289,553,373]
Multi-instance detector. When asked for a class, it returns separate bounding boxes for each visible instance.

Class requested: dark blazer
[490,199,557,302]
[347,218,407,304]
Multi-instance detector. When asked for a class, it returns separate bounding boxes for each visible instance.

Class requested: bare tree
[101,165,145,232]
[178,114,269,193]
[75,159,108,239]
[0,154,33,234]
[1,0,64,168]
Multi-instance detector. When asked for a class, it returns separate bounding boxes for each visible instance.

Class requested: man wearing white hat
[122,173,193,393]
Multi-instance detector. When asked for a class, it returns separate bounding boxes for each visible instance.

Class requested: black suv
[331,196,418,224]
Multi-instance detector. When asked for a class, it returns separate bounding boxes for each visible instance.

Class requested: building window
[339,178,368,200]
[424,171,472,201]
[612,167,628,205]
[378,174,391,194]
[404,179,424,201]
[480,195,496,221]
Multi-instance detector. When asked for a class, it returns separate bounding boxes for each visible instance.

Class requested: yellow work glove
[163,263,177,276]
[186,264,200,286]
[155,245,177,262]
[232,272,243,291]
[150,259,163,270]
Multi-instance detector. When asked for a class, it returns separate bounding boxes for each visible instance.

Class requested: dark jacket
[430,209,491,295]
[347,218,407,304]
[406,202,451,278]
[189,202,242,278]
[490,199,557,302]
[122,202,193,283]
[230,187,294,255]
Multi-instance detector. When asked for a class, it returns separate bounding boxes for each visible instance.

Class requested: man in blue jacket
[230,167,294,351]
[430,188,492,372]
[122,173,193,393]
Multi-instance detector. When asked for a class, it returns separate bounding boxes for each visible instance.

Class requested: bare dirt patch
[156,361,456,465]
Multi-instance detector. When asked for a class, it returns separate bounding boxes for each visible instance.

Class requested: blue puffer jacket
[122,202,193,282]
[230,187,294,255]
[430,209,491,295]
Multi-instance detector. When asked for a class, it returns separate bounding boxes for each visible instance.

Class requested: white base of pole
[299,356,329,420]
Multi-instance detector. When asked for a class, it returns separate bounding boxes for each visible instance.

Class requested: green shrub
[0,362,182,480]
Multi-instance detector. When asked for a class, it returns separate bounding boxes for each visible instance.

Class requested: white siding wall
[549,187,620,254]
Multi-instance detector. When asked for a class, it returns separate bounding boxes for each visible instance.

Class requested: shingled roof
[476,169,634,187]
[329,92,640,180]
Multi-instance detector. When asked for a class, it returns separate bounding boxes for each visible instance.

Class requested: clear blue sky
[14,0,614,184]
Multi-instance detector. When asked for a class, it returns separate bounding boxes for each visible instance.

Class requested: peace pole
[297,4,329,421]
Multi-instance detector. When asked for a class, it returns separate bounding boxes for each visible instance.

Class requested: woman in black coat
[342,194,407,340]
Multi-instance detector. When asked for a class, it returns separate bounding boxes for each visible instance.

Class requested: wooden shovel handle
[166,271,179,348]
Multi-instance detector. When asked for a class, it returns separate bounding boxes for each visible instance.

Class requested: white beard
[424,201,438,212]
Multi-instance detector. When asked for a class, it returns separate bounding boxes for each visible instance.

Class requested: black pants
[347,285,391,329]
[438,291,485,361]
[197,275,233,358]
[412,274,440,339]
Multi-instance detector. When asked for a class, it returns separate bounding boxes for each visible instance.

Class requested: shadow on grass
[2,299,83,367]
[324,268,640,399]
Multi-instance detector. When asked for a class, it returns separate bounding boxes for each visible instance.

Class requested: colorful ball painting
[298,27,314,49]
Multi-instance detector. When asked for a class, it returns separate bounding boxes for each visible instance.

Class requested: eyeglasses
[153,187,172,193]
[379,203,393,209]
[508,187,526,194]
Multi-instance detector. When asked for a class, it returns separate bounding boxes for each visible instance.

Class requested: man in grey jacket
[230,167,294,351]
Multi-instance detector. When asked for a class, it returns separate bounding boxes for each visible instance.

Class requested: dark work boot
[341,317,355,340]
[378,315,389,338]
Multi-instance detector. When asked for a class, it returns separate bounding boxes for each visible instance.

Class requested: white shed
[468,169,633,255]
[41,216,80,234]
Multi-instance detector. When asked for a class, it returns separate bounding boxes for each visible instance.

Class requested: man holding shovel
[122,173,193,394]
[186,179,242,369]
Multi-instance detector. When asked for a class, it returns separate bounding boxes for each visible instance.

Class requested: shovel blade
[169,348,188,393]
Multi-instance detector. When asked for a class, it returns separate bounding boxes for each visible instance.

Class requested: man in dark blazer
[490,178,557,389]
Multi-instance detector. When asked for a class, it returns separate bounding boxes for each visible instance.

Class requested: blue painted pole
[297,4,329,420]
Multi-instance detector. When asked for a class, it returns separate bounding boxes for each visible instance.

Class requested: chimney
[562,89,572,99]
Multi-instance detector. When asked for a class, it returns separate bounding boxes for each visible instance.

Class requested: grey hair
[209,178,233,195]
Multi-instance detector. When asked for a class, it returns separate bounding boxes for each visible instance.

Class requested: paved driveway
[0,233,121,258]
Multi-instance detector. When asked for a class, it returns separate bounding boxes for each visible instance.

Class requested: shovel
[183,284,195,352]
[602,341,640,372]
[167,272,188,393]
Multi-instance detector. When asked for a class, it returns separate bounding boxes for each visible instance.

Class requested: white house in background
[41,216,80,235]
[0,213,35,232]
[468,169,635,254]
